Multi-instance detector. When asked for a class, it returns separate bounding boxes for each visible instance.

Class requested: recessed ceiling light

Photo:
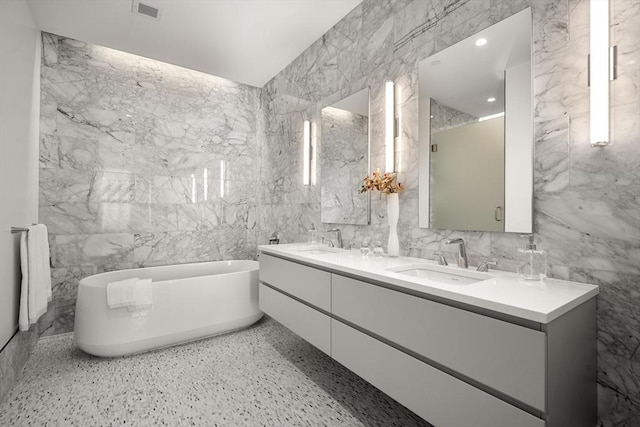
[487,97,496,103]
[431,60,441,66]
[475,38,488,47]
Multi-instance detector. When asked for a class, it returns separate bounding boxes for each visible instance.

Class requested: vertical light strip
[219,160,225,198]
[191,174,196,203]
[303,119,311,185]
[203,168,208,201]
[385,80,395,172]
[311,121,317,186]
[590,0,610,146]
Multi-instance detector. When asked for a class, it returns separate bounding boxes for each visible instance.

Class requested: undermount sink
[296,246,342,255]
[386,264,490,286]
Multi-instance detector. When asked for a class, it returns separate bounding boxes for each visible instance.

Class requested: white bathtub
[74,260,262,357]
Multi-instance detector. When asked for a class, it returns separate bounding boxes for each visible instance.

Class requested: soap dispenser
[308,223,318,245]
[517,234,547,281]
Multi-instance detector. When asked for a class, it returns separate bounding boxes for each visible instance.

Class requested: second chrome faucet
[445,238,468,268]
[326,228,343,249]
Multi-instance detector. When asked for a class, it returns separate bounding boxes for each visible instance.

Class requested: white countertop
[258,243,599,324]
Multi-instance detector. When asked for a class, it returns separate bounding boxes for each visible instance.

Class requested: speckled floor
[0,316,431,426]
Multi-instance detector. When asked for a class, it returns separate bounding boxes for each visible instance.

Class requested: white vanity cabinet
[258,250,597,427]
[332,274,547,412]
[258,254,331,354]
[331,320,544,427]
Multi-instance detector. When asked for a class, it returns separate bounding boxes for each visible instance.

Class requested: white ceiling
[26,0,362,88]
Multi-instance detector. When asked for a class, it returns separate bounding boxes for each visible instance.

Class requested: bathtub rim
[79,259,259,288]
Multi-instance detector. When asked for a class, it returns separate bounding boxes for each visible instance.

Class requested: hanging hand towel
[18,224,53,331]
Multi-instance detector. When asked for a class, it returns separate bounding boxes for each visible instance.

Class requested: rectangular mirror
[418,8,533,233]
[320,87,370,225]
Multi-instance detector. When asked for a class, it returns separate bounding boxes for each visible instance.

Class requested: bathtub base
[76,313,263,357]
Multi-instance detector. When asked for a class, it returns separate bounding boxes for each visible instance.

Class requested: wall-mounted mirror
[320,87,370,225]
[418,8,533,233]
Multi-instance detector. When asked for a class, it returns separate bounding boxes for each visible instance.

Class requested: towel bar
[11,227,29,233]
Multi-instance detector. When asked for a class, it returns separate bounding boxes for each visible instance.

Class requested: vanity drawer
[259,254,331,311]
[259,283,331,355]
[332,320,544,427]
[332,274,546,411]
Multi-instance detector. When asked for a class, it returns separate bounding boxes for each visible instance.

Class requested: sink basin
[296,246,342,255]
[386,263,489,286]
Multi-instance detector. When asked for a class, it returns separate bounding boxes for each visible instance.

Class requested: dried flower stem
[359,169,405,195]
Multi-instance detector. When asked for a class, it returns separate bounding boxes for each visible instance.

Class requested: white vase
[387,193,399,257]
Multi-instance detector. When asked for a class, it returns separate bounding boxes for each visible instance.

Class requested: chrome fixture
[326,228,343,249]
[476,260,497,272]
[268,232,280,245]
[445,238,468,268]
[435,253,448,266]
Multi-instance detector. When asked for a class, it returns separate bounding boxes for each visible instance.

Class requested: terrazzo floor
[0,316,431,426]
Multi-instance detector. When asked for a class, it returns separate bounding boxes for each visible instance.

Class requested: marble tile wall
[430,99,478,132]
[258,0,639,425]
[320,108,369,225]
[39,34,261,334]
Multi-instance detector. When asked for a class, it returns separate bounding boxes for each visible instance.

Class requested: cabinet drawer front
[332,320,544,427]
[259,284,331,355]
[259,254,331,311]
[332,274,546,411]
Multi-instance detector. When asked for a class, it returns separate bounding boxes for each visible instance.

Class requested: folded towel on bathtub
[106,278,139,309]
[129,278,152,312]
[106,277,153,311]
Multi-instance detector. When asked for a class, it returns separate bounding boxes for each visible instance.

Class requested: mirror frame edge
[417,7,534,234]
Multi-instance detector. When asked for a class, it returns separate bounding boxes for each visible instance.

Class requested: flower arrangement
[359,169,405,195]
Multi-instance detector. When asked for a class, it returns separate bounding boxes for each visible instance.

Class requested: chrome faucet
[326,228,343,249]
[445,238,468,268]
[435,253,448,266]
[477,260,497,272]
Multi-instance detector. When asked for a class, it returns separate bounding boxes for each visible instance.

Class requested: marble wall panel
[39,34,260,335]
[51,265,97,307]
[259,0,640,424]
[320,108,369,224]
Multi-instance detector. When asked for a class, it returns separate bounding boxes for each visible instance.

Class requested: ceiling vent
[132,1,162,20]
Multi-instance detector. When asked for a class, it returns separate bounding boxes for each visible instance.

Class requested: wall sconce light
[589,0,616,146]
[311,121,317,185]
[303,119,311,185]
[203,167,208,201]
[385,80,397,173]
[190,173,196,203]
[219,160,225,198]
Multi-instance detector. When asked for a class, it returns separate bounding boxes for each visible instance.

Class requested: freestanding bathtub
[74,260,262,357]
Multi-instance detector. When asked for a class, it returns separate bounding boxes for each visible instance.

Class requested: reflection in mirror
[418,8,533,233]
[320,88,370,225]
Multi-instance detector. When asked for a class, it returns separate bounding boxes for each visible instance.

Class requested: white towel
[106,278,139,308]
[106,278,153,312]
[18,224,53,331]
[129,278,153,312]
